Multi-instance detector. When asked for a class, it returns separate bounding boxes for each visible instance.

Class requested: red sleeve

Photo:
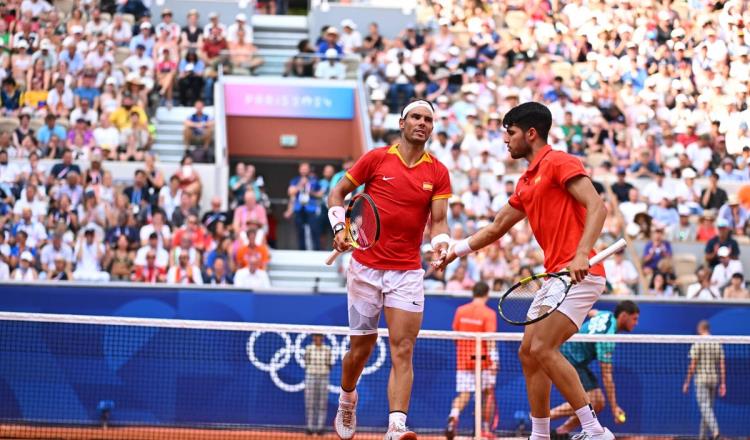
[508,183,525,213]
[484,309,497,332]
[452,308,460,331]
[346,148,385,186]
[553,152,587,187]
[431,161,452,201]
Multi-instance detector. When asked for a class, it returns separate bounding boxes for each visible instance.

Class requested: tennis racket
[498,239,627,326]
[325,193,381,265]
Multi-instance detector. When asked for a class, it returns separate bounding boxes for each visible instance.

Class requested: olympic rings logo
[246,331,387,393]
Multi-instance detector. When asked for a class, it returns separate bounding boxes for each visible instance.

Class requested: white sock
[575,404,604,434]
[389,411,407,427]
[530,416,550,440]
[449,408,460,419]
[340,387,357,404]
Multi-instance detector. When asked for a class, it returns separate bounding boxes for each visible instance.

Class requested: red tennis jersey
[453,301,497,371]
[507,145,605,277]
[345,145,452,270]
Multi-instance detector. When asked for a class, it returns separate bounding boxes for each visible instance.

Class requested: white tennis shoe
[334,400,357,439]
[571,427,615,440]
[383,422,417,440]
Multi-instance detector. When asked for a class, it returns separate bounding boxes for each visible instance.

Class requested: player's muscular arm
[566,175,608,282]
[429,198,450,262]
[470,203,526,251]
[601,362,623,421]
[328,176,358,252]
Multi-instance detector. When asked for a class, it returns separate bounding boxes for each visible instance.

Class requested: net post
[474,335,482,440]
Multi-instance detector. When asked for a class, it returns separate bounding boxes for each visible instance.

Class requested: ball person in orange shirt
[445,281,498,440]
[437,102,613,440]
[328,99,452,440]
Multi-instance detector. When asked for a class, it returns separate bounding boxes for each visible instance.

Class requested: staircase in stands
[252,15,309,77]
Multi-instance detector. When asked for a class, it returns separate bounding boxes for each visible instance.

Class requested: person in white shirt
[15,208,47,248]
[460,179,491,219]
[12,251,37,281]
[619,188,648,226]
[93,114,120,153]
[123,44,154,74]
[234,256,271,289]
[687,267,722,300]
[226,13,252,43]
[710,246,743,289]
[69,98,99,126]
[166,252,203,285]
[158,175,182,220]
[73,228,110,282]
[139,211,172,247]
[106,13,133,47]
[203,12,227,37]
[20,0,53,16]
[84,8,109,37]
[39,232,73,274]
[135,232,170,269]
[314,49,346,80]
[46,78,75,118]
[602,249,639,295]
[339,19,362,54]
[13,185,46,220]
[0,250,9,281]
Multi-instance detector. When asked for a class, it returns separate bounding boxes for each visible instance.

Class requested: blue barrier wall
[1,283,749,335]
[0,319,748,436]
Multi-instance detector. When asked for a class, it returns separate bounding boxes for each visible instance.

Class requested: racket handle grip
[589,238,627,266]
[325,249,342,266]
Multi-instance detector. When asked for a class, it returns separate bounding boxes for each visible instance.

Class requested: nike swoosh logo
[412,301,422,306]
[383,176,395,181]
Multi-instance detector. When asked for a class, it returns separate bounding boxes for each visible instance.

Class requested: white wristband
[453,237,473,258]
[430,233,450,249]
[328,206,345,229]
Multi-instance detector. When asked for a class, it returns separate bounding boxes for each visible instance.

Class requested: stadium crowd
[281,0,750,299]
[1,0,749,299]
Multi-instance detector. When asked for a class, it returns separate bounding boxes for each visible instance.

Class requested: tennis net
[0,312,748,439]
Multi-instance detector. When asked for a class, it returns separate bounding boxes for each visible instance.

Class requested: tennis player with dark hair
[328,99,452,439]
[445,281,498,440]
[438,102,613,440]
[550,300,640,433]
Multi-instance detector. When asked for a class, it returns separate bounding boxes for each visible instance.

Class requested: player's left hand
[719,383,726,397]
[567,253,590,284]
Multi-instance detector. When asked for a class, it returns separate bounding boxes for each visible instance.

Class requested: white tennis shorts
[527,274,606,329]
[346,258,425,335]
[456,370,496,393]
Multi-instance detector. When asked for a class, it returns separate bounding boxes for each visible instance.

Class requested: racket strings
[350,198,378,249]
[500,275,569,324]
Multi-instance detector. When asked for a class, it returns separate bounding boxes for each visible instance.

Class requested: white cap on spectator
[71,25,84,34]
[16,40,28,49]
[433,68,450,80]
[448,46,460,56]
[105,77,116,85]
[439,17,451,26]
[728,194,740,205]
[717,218,730,228]
[658,10,671,21]
[365,75,380,89]
[140,22,152,30]
[488,112,501,120]
[465,108,478,117]
[671,27,686,38]
[20,251,33,262]
[63,37,75,47]
[738,46,750,56]
[326,26,339,35]
[718,246,731,258]
[682,168,697,179]
[370,89,385,101]
[325,48,338,59]
[617,24,633,34]
[678,205,691,216]
[40,39,52,50]
[236,13,247,21]
[581,91,594,103]
[436,95,449,103]
[209,12,218,18]
[341,19,356,29]
[448,195,463,206]
[674,42,686,51]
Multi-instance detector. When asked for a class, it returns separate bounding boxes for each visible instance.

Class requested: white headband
[401,100,434,119]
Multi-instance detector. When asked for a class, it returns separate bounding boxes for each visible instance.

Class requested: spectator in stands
[173,213,211,254]
[203,257,233,285]
[39,231,73,276]
[233,254,271,289]
[717,195,749,236]
[670,206,697,242]
[339,19,362,55]
[202,25,228,68]
[303,333,333,436]
[166,251,203,285]
[103,234,135,281]
[105,211,139,249]
[119,111,152,161]
[177,50,205,106]
[722,273,749,299]
[110,93,147,131]
[704,219,740,269]
[227,13,251,43]
[183,100,213,151]
[235,225,270,270]
[130,22,155,56]
[203,12,226,38]
[174,155,202,204]
[73,228,109,282]
[285,162,322,250]
[701,172,728,211]
[385,50,416,110]
[228,27,264,75]
[314,48,345,80]
[202,196,228,235]
[604,248,639,296]
[233,190,267,238]
[316,26,343,57]
[648,272,675,297]
[284,39,315,78]
[710,247,743,290]
[686,267,721,300]
[132,248,166,283]
[180,9,203,51]
[642,224,672,276]
[11,250,37,280]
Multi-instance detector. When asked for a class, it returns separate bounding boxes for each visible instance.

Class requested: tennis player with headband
[436,102,613,440]
[328,99,452,440]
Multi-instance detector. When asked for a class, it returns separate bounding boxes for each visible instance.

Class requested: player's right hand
[433,245,457,271]
[682,382,689,394]
[333,230,352,253]
[612,405,626,424]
